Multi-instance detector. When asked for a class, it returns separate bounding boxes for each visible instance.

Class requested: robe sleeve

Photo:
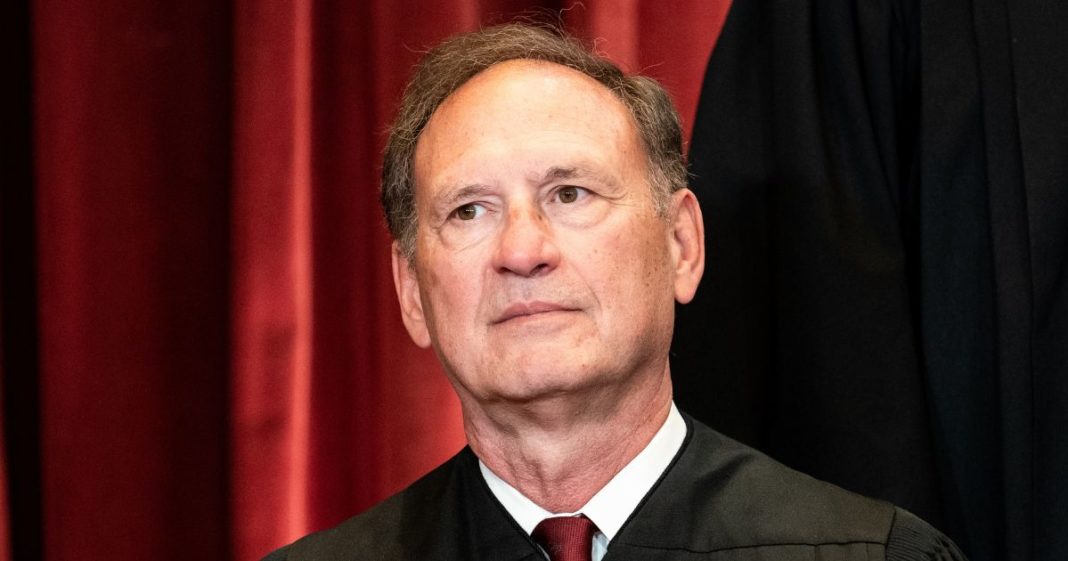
[886,508,968,561]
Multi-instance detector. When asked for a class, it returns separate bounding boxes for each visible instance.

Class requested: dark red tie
[531,515,598,561]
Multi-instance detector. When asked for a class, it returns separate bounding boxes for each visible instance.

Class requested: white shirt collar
[478,402,687,542]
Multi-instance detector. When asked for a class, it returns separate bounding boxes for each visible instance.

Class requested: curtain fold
[33,1,234,559]
[229,0,316,557]
[18,2,727,560]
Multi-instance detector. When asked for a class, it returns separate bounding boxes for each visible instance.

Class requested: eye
[555,185,587,204]
[453,202,485,221]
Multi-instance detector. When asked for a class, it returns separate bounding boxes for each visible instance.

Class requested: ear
[667,188,705,304]
[391,242,432,348]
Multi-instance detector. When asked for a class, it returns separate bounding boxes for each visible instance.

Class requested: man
[266,24,966,561]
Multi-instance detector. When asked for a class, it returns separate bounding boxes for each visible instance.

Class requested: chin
[486,362,616,404]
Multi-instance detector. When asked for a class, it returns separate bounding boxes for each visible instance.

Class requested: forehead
[426,59,632,132]
[413,60,643,192]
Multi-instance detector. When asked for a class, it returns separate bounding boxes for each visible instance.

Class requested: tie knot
[531,515,598,561]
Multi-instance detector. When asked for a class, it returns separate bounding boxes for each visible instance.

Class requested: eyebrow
[537,165,621,190]
[542,166,579,182]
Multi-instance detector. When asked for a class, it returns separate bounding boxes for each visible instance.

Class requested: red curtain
[21,1,727,560]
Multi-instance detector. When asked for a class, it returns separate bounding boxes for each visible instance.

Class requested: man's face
[393,60,702,406]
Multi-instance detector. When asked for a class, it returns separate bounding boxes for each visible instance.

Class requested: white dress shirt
[479,403,687,561]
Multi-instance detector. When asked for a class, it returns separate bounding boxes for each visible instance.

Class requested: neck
[463,365,673,513]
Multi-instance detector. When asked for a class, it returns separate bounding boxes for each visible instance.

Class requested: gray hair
[381,23,687,259]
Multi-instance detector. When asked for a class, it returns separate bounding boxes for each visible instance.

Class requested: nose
[492,205,560,277]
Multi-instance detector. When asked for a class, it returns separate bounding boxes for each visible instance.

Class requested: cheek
[580,221,668,300]
[417,253,483,331]
[620,225,675,312]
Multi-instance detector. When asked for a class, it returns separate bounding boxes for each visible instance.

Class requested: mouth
[493,301,578,324]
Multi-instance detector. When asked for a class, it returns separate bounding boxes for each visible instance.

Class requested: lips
[493,301,576,324]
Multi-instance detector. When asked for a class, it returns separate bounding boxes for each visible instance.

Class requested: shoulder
[260,450,471,561]
[613,416,967,559]
[684,417,897,545]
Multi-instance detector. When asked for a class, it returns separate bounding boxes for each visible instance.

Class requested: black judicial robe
[673,0,1068,560]
[264,416,965,560]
